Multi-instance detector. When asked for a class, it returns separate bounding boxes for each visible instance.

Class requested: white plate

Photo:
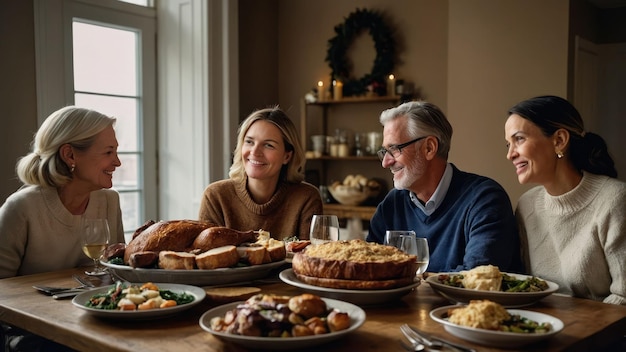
[101,260,286,286]
[279,268,420,306]
[429,305,564,348]
[199,297,365,350]
[425,272,559,308]
[72,283,206,320]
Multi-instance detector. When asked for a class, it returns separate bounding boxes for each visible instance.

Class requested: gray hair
[379,101,453,159]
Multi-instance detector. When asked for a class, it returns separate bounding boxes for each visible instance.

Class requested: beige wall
[2,0,621,208]
[0,0,38,202]
[447,0,569,203]
[274,0,570,204]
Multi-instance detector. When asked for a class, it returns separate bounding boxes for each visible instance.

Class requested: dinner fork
[400,324,476,352]
[400,325,432,350]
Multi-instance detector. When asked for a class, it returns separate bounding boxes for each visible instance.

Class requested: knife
[53,290,87,299]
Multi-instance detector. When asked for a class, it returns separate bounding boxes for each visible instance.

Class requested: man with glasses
[367,101,523,273]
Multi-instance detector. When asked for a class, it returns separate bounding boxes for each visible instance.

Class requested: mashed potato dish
[461,265,503,291]
[448,299,510,330]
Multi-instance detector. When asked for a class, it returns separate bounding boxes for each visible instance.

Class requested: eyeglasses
[377,136,429,161]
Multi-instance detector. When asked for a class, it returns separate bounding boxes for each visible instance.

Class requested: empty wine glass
[384,230,430,277]
[81,218,111,276]
[309,215,340,245]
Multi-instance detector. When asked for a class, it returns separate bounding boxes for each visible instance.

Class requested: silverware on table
[400,324,477,352]
[398,335,425,351]
[33,285,90,295]
[52,290,86,299]
[72,274,96,288]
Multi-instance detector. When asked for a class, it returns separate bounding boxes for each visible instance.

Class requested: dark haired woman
[198,107,322,240]
[505,95,625,305]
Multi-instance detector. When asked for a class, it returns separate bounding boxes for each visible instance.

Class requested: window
[72,21,144,241]
[118,0,152,6]
[35,0,157,242]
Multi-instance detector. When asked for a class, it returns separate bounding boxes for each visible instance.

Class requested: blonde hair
[229,107,305,183]
[16,106,116,187]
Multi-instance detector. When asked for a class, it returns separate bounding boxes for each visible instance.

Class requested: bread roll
[158,251,196,270]
[288,293,327,319]
[256,238,287,262]
[195,245,239,269]
[236,245,269,265]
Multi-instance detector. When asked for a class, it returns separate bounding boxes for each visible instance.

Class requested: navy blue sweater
[367,164,523,273]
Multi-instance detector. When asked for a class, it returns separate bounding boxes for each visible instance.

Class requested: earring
[70,164,75,172]
[556,151,564,159]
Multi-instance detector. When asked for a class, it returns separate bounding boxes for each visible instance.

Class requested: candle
[317,81,324,101]
[333,80,343,100]
[387,74,396,97]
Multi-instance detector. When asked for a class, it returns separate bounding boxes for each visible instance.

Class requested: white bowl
[430,306,564,348]
[328,185,378,205]
[425,272,559,308]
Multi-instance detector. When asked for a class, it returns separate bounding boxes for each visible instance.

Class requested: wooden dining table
[0,265,624,352]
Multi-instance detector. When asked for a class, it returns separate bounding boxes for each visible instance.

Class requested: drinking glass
[309,215,340,245]
[414,237,430,275]
[81,218,111,276]
[384,230,430,277]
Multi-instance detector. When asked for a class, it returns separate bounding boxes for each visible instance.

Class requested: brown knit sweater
[198,178,323,240]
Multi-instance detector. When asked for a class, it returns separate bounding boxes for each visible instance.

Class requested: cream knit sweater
[0,185,125,278]
[516,172,626,305]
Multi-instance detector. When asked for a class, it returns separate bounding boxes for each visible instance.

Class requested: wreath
[325,8,396,97]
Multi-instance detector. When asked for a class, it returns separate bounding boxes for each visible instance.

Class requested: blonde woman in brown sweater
[198,107,322,240]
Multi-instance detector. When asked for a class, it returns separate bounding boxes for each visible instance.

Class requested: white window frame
[34,0,158,228]
[35,0,239,223]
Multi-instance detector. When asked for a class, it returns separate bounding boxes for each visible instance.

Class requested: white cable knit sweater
[516,172,626,305]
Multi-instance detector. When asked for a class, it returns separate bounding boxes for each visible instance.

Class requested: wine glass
[384,230,430,278]
[309,215,340,245]
[414,237,430,276]
[81,218,111,276]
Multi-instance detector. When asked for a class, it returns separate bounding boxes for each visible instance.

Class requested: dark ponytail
[570,132,617,178]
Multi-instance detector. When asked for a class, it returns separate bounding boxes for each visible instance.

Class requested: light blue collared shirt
[409,163,453,216]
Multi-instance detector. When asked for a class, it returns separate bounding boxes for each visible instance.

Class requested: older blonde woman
[0,106,124,279]
[198,107,322,240]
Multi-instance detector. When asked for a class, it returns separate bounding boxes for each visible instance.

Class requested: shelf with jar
[301,96,399,224]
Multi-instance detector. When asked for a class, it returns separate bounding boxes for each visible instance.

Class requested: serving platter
[72,283,206,320]
[101,260,286,286]
[429,305,564,348]
[425,272,559,308]
[279,268,420,306]
[199,297,365,350]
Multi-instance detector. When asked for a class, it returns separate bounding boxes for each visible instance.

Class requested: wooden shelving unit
[301,96,399,221]
[322,203,377,221]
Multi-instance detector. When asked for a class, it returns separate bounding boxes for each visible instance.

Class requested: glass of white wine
[81,218,110,276]
[384,230,430,278]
